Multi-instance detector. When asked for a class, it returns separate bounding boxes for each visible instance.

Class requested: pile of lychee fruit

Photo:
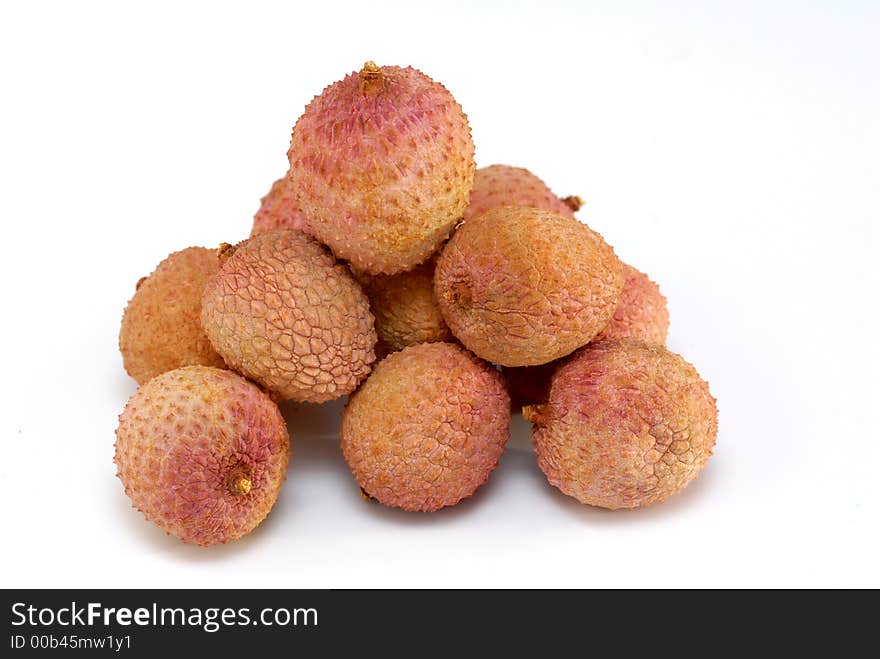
[115,62,717,546]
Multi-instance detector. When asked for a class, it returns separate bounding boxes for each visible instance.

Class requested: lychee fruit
[200,230,376,403]
[115,366,290,545]
[463,164,582,222]
[434,206,624,367]
[119,247,226,385]
[525,340,717,509]
[595,263,669,344]
[287,61,475,275]
[355,259,451,353]
[251,175,310,237]
[341,342,510,512]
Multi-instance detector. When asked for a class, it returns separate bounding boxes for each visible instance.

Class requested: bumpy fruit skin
[463,164,580,222]
[119,247,226,384]
[526,340,717,509]
[201,230,376,402]
[435,206,624,367]
[342,343,510,512]
[287,62,475,275]
[115,366,290,546]
[355,260,451,353]
[251,175,310,237]
[595,264,669,344]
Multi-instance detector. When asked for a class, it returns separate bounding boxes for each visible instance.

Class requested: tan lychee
[355,260,451,353]
[525,340,717,509]
[200,230,376,402]
[287,61,475,275]
[342,343,510,512]
[119,247,226,384]
[434,206,624,366]
[115,366,290,546]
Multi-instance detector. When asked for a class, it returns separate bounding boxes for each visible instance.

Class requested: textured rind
[251,175,311,237]
[341,343,511,512]
[355,260,451,352]
[114,366,290,546]
[287,63,475,275]
[119,247,226,384]
[595,264,669,344]
[435,207,624,366]
[528,340,717,509]
[201,230,376,402]
[463,164,575,221]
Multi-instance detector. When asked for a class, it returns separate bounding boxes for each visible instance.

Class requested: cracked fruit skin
[595,263,669,344]
[119,247,226,385]
[355,260,451,353]
[201,230,376,403]
[287,62,475,275]
[342,342,510,512]
[435,206,624,367]
[525,340,717,509]
[463,164,580,222]
[114,366,290,546]
[251,175,310,237]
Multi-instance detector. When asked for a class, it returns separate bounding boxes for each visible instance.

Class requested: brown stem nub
[228,474,252,496]
[444,278,472,307]
[135,276,147,291]
[217,242,236,261]
[562,195,584,212]
[359,61,384,94]
[359,487,377,502]
[522,404,547,425]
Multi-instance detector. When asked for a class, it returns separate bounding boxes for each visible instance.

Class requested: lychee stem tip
[359,61,384,94]
[217,242,236,261]
[522,404,547,425]
[229,475,252,496]
[562,195,584,212]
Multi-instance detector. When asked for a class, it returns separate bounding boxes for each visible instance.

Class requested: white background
[1,1,877,588]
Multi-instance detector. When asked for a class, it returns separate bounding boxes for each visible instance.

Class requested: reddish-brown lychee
[287,61,475,275]
[525,340,717,509]
[114,366,290,545]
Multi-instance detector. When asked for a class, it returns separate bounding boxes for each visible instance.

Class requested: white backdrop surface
[0,1,877,588]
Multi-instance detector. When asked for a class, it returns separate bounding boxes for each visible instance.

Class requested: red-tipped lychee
[287,61,475,275]
[525,340,717,509]
[115,366,290,545]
